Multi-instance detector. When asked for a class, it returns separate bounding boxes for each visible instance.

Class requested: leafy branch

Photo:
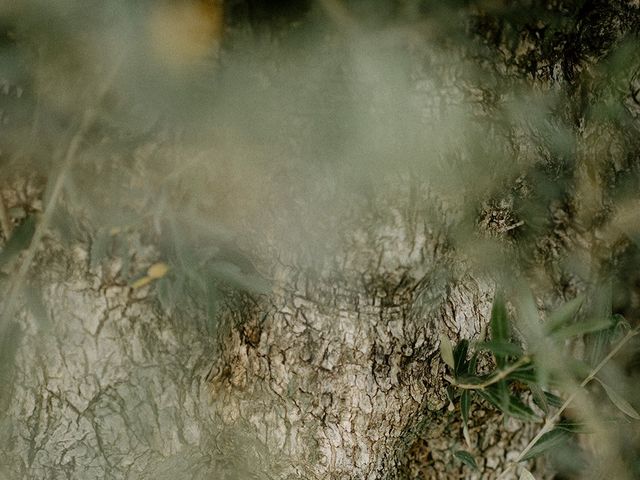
[440,291,640,476]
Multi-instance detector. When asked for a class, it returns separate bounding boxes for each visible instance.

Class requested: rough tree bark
[1,1,639,479]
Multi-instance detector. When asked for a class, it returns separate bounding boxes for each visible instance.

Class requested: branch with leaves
[441,291,640,477]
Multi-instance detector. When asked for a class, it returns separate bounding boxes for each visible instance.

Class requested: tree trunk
[0,177,542,479]
[1,1,639,479]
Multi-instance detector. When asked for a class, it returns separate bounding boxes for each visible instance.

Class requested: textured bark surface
[1,1,639,479]
[0,177,544,479]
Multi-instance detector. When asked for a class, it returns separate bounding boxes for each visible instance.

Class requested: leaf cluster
[442,291,640,473]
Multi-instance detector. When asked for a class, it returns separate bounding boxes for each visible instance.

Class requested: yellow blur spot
[131,262,169,289]
[131,276,152,289]
[147,262,169,279]
[148,0,224,67]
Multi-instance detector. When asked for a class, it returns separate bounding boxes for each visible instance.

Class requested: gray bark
[0,175,542,480]
[1,1,639,479]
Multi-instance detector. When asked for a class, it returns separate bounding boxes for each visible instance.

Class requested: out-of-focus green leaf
[23,283,51,331]
[520,428,570,462]
[551,318,613,341]
[453,450,478,471]
[454,339,470,376]
[490,293,510,367]
[0,215,36,268]
[506,395,539,422]
[461,390,470,425]
[90,228,111,270]
[556,420,590,433]
[595,377,640,420]
[529,383,548,414]
[476,340,523,357]
[440,334,455,370]
[0,320,22,414]
[507,362,537,383]
[206,260,270,295]
[479,385,538,421]
[469,352,478,374]
[543,391,564,409]
[586,283,613,365]
[460,389,473,445]
[545,295,584,333]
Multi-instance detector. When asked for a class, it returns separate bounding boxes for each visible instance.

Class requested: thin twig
[445,355,531,390]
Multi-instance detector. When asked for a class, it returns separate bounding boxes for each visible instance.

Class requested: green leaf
[520,428,570,462]
[440,334,455,370]
[479,386,538,422]
[586,283,613,365]
[454,339,470,376]
[595,378,640,420]
[453,450,478,471]
[461,390,471,426]
[507,395,539,422]
[507,362,537,383]
[543,391,564,409]
[476,340,523,357]
[545,295,585,333]
[461,390,473,447]
[0,215,37,268]
[469,352,478,374]
[490,293,510,367]
[478,385,503,411]
[551,318,613,341]
[555,420,590,433]
[529,383,548,414]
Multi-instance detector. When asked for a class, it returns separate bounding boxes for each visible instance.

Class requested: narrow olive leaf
[478,384,509,415]
[454,450,478,471]
[460,390,473,447]
[440,334,455,370]
[490,293,510,367]
[476,340,523,357]
[479,386,538,422]
[491,293,510,342]
[478,388,501,412]
[469,352,478,374]
[586,283,613,365]
[595,377,640,420]
[556,420,590,433]
[507,396,539,422]
[551,318,613,341]
[519,468,537,480]
[543,391,564,409]
[454,339,470,376]
[545,295,585,333]
[529,383,548,414]
[0,215,37,268]
[520,429,570,462]
[507,363,538,383]
[461,390,471,423]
